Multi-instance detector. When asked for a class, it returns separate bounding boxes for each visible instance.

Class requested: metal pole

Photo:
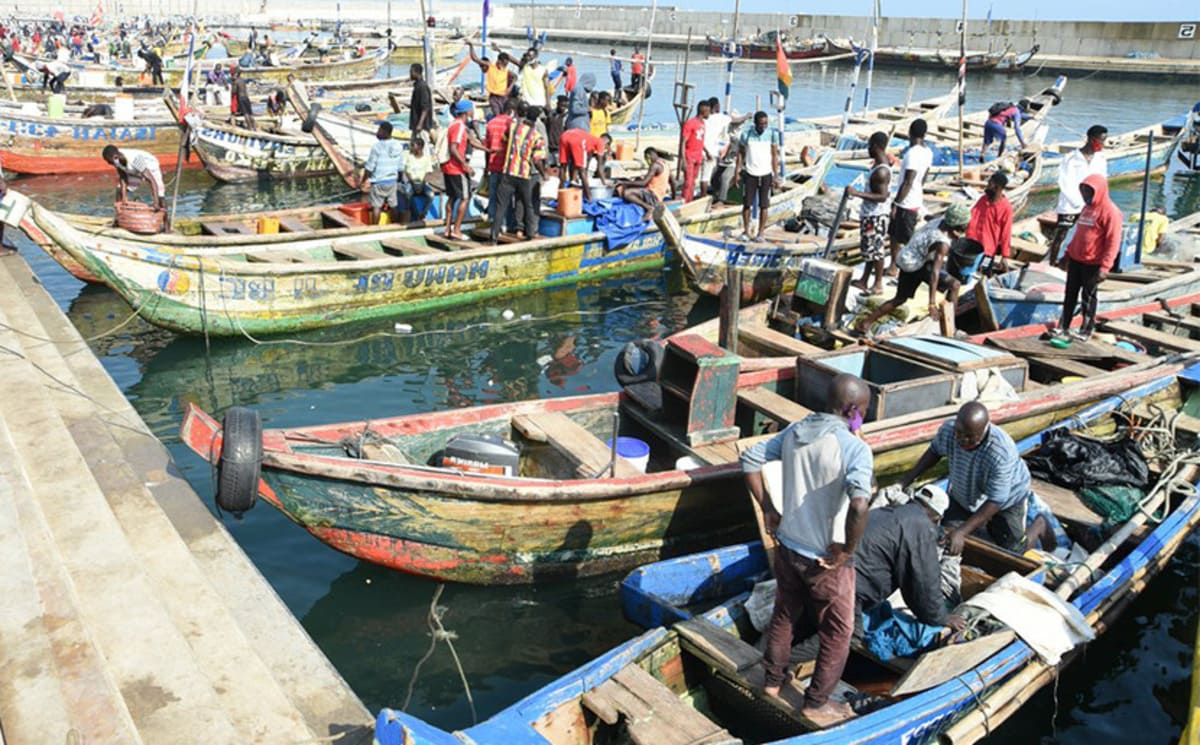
[633,0,658,155]
[675,29,693,186]
[957,0,967,180]
[723,0,740,112]
[481,0,488,90]
[838,46,864,136]
[418,0,435,89]
[1134,132,1154,268]
[862,0,878,114]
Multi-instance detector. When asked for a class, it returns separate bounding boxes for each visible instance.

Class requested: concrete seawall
[500,5,1200,61]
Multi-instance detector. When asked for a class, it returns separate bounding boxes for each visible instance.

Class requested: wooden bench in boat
[425,233,477,251]
[320,210,361,230]
[581,663,734,745]
[674,617,858,730]
[511,412,641,479]
[332,244,387,261]
[277,216,312,233]
[736,388,813,426]
[201,220,255,236]
[379,238,443,256]
[1101,319,1200,353]
[243,249,315,263]
[1027,355,1108,383]
[1141,311,1200,338]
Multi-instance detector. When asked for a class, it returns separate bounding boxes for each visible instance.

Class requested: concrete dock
[0,256,372,742]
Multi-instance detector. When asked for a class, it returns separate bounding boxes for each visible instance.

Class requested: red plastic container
[338,202,371,224]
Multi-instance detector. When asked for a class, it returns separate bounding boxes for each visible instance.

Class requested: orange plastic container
[557,188,583,218]
[614,142,633,161]
[339,202,371,224]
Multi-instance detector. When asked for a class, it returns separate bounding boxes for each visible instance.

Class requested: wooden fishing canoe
[825,40,1036,72]
[9,163,821,334]
[69,47,388,88]
[163,96,335,182]
[0,99,193,175]
[178,332,1196,586]
[608,69,655,127]
[607,366,1200,745]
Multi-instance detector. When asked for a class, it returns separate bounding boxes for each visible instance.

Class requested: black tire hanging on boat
[614,340,664,387]
[217,406,263,516]
[301,103,322,134]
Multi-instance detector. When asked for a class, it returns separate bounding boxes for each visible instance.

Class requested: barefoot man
[740,373,873,727]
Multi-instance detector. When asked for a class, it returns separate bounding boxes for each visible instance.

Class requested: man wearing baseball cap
[441,99,483,241]
[856,202,972,335]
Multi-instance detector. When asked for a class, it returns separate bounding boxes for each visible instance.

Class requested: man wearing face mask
[1054,172,1122,341]
[900,401,1032,556]
[740,373,873,727]
[1047,125,1108,265]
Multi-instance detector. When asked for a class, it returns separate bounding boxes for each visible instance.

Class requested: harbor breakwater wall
[501,6,1200,60]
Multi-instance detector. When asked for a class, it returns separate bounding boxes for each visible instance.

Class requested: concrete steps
[0,257,372,744]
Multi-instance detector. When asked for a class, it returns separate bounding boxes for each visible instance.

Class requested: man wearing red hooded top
[1055,173,1122,341]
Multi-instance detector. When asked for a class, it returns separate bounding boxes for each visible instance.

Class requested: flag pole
[723,0,741,112]
[633,0,658,155]
[839,42,864,136]
[957,0,967,180]
[862,0,878,114]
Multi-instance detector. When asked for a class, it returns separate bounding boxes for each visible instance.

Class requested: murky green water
[9,53,1200,740]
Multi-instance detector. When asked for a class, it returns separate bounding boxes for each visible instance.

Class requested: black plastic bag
[1025,428,1150,491]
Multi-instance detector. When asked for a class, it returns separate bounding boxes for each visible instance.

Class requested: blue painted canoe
[370,363,1200,744]
[1035,116,1186,190]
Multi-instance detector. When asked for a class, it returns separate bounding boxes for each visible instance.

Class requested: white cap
[913,484,950,517]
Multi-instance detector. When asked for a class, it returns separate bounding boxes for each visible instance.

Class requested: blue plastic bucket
[606,436,650,473]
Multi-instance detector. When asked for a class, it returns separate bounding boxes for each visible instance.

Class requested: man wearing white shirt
[888,119,933,276]
[701,97,748,206]
[1048,125,1108,265]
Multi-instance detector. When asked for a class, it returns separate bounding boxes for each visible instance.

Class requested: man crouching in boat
[102,145,169,232]
[740,373,872,727]
[900,401,1031,555]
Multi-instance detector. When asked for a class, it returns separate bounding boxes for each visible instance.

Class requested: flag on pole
[775,35,792,100]
[179,28,196,121]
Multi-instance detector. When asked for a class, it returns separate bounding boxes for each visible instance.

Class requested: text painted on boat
[356,261,491,293]
[0,118,160,142]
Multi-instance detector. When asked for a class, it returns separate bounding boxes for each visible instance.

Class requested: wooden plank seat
[675,617,858,731]
[511,412,641,478]
[425,232,478,251]
[332,244,387,261]
[277,216,312,233]
[1141,311,1200,338]
[379,238,443,256]
[1027,355,1107,383]
[1031,477,1104,531]
[581,663,734,745]
[201,220,254,236]
[242,249,315,263]
[1101,319,1200,353]
[320,210,360,230]
[737,388,813,426]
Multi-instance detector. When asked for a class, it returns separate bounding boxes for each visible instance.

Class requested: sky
[549,0,1191,22]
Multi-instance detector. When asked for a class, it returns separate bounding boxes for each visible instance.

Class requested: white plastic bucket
[675,455,704,471]
[113,94,135,121]
[607,436,650,473]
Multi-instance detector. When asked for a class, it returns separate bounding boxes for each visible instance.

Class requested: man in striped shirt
[490,106,548,243]
[900,401,1032,554]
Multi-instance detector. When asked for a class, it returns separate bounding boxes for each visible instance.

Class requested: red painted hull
[1,149,202,175]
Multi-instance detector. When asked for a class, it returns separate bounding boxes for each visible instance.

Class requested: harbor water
[8,48,1200,741]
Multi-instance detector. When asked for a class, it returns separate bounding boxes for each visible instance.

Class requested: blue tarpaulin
[581,197,651,250]
[862,602,945,661]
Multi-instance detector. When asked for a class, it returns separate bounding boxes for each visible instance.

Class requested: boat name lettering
[402,260,489,288]
[293,277,320,299]
[71,124,158,142]
[202,126,298,155]
[219,276,275,301]
[355,272,395,293]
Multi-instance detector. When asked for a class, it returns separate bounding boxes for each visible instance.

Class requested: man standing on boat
[968,171,1014,274]
[230,67,256,132]
[845,131,893,296]
[1047,125,1108,265]
[466,41,513,117]
[490,105,548,243]
[680,100,709,203]
[983,99,1029,161]
[565,73,595,132]
[609,48,623,101]
[35,58,71,93]
[409,63,434,142]
[362,121,405,226]
[701,97,748,207]
[888,119,933,277]
[442,100,482,241]
[733,111,780,241]
[741,373,873,727]
[102,145,168,231]
[1054,173,1122,341]
[558,128,611,202]
[900,401,1032,554]
[630,45,645,91]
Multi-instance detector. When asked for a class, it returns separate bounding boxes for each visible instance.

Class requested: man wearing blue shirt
[609,48,622,100]
[740,373,873,727]
[362,121,406,225]
[900,401,1032,554]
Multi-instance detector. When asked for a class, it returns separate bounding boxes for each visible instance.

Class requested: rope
[401,584,478,724]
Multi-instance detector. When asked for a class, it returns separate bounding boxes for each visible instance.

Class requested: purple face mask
[844,405,864,433]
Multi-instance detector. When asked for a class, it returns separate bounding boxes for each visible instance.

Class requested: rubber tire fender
[614,340,664,387]
[301,102,322,134]
[217,406,263,516]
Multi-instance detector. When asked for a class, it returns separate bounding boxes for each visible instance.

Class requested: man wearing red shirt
[1055,173,1122,341]
[559,128,611,201]
[680,100,709,202]
[485,100,516,231]
[966,171,1013,274]
[442,99,483,241]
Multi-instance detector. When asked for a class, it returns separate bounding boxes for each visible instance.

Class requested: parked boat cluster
[3,11,1200,745]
